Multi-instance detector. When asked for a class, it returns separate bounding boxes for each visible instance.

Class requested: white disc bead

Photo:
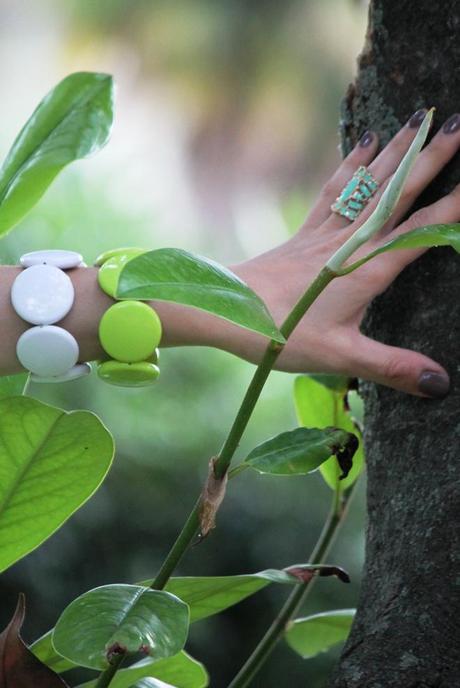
[17,326,79,377]
[30,362,91,384]
[11,264,75,325]
[19,249,83,269]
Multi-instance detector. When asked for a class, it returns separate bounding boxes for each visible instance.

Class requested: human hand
[230,109,460,397]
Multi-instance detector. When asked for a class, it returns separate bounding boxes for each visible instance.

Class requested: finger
[346,334,450,397]
[377,112,460,233]
[372,181,460,284]
[323,109,430,232]
[304,130,379,229]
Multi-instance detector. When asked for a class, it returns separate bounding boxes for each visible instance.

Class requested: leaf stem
[227,484,357,688]
[150,266,335,590]
[94,653,126,688]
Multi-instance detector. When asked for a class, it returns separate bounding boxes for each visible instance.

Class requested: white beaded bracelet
[11,250,91,383]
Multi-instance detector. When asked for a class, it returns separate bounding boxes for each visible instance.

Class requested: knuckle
[321,179,339,200]
[407,206,431,228]
[382,356,411,384]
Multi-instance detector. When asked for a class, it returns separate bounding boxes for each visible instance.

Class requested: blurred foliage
[0,1,369,686]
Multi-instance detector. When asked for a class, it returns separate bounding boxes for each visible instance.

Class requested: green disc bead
[99,301,162,362]
[94,247,147,267]
[97,360,160,387]
[97,248,147,298]
[149,347,160,364]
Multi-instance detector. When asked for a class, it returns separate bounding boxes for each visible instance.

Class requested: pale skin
[1,109,458,397]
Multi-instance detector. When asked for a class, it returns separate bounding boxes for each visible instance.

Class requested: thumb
[350,335,450,398]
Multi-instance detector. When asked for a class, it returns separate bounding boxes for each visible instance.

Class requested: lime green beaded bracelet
[95,248,162,387]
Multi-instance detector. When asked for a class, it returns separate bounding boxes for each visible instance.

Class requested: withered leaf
[335,433,359,480]
[199,457,228,538]
[0,594,70,687]
[285,564,350,584]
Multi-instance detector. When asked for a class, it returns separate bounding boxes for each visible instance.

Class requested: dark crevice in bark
[330,1,460,686]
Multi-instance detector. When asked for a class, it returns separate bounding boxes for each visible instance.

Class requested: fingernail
[443,113,460,134]
[408,108,428,128]
[359,130,374,147]
[418,370,450,398]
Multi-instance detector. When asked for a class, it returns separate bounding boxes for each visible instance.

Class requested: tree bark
[330,2,460,686]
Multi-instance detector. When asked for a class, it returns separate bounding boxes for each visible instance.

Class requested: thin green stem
[151,498,201,590]
[94,653,126,688]
[96,267,335,687]
[150,266,335,590]
[228,484,357,688]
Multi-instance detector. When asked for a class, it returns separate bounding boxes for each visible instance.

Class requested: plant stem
[94,653,126,688]
[214,266,335,480]
[227,484,357,688]
[151,498,201,590]
[150,266,335,590]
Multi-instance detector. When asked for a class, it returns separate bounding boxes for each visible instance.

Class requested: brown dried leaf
[0,594,70,687]
[199,457,228,538]
[285,564,350,584]
[335,434,359,480]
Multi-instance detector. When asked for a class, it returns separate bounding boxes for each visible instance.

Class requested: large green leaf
[0,72,113,236]
[116,249,285,343]
[341,224,460,275]
[285,609,355,658]
[77,652,208,688]
[142,567,324,623]
[32,569,308,675]
[32,634,208,688]
[0,396,114,573]
[294,376,364,491]
[129,681,171,688]
[0,373,29,400]
[52,585,190,670]
[243,427,356,476]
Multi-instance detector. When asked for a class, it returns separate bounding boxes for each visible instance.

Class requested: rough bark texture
[330,2,460,686]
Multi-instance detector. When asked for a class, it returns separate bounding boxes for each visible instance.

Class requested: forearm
[0,265,264,376]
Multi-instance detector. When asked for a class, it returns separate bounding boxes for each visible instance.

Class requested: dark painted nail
[418,371,450,399]
[359,130,374,147]
[443,113,460,134]
[408,108,428,128]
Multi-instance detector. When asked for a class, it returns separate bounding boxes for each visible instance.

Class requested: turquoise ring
[331,166,379,221]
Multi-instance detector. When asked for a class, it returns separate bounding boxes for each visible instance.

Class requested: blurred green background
[0,1,369,685]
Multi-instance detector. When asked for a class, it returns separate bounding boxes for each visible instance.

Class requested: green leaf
[52,585,190,670]
[32,636,208,688]
[243,427,356,476]
[294,377,364,491]
[143,567,318,623]
[347,390,364,430]
[0,72,113,236]
[341,223,460,275]
[77,652,208,688]
[116,249,285,343]
[0,396,114,573]
[285,609,356,659]
[128,681,171,688]
[327,109,434,271]
[31,631,76,673]
[33,568,311,675]
[0,373,29,400]
[307,374,350,392]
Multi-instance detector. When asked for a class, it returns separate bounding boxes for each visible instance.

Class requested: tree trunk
[330,2,460,685]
